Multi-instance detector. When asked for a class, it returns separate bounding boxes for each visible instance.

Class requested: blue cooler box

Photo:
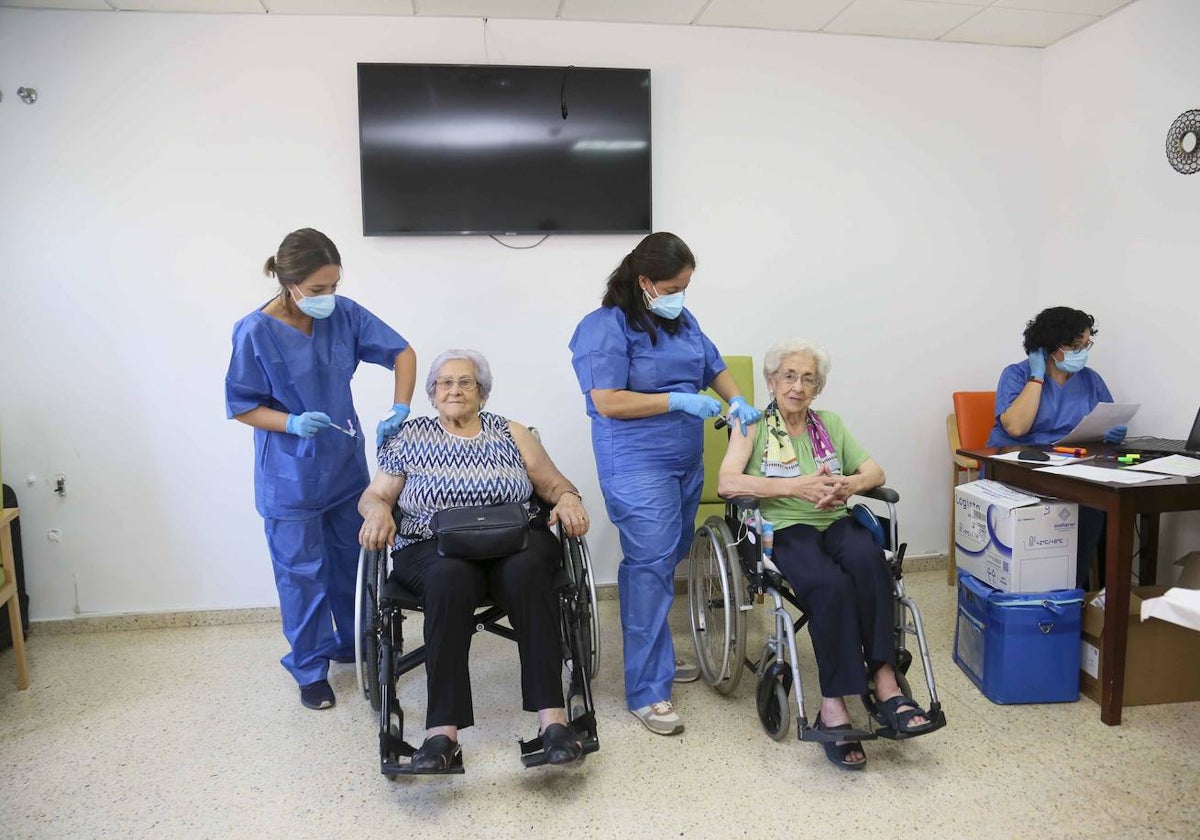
[953,570,1084,704]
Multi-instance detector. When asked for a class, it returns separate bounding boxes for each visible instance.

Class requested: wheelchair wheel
[355,546,386,712]
[565,536,601,680]
[687,516,746,695]
[756,670,792,742]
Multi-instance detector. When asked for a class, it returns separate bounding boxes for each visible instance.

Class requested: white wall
[0,9,1043,619]
[1040,0,1200,578]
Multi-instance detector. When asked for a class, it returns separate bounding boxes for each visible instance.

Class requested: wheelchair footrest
[518,716,599,768]
[384,753,466,776]
[798,722,876,744]
[871,705,948,742]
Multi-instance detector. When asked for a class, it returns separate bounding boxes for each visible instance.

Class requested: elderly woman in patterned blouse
[358,349,591,772]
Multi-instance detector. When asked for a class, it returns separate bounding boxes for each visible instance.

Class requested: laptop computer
[1121,404,1200,457]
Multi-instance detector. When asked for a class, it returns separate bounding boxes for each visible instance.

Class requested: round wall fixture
[1166,109,1200,174]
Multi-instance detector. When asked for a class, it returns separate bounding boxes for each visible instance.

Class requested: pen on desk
[1052,446,1087,456]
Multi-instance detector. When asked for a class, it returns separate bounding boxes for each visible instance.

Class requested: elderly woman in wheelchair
[700,338,942,771]
[358,349,597,774]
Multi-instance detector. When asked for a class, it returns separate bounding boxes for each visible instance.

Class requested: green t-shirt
[744,409,870,533]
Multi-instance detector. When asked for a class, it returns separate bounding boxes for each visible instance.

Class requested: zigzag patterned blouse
[379,412,534,549]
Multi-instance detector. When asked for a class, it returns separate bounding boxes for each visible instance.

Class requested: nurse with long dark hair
[570,232,759,735]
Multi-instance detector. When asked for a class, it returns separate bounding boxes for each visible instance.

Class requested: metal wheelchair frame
[687,487,947,746]
[354,513,601,777]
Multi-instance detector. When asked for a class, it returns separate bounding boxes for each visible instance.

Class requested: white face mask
[289,285,336,319]
[643,284,686,319]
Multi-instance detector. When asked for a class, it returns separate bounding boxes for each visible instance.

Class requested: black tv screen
[357,63,652,236]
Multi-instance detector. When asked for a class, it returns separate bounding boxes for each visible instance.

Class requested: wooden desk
[1,507,29,690]
[957,448,1200,725]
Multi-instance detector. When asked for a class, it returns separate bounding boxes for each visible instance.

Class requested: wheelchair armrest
[856,485,899,505]
[726,496,761,513]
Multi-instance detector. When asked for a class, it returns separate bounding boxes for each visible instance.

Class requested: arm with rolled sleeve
[570,309,673,419]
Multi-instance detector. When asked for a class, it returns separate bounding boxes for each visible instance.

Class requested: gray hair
[763,338,831,395]
[425,348,494,403]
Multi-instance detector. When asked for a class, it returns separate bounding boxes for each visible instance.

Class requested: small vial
[760,520,774,560]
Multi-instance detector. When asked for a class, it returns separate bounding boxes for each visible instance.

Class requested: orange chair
[947,391,996,585]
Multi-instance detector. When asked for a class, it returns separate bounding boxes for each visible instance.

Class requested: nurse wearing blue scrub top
[569,232,760,736]
[225,228,416,710]
[988,306,1126,589]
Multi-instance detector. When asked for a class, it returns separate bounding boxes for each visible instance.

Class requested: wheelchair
[354,503,601,778]
[686,487,946,747]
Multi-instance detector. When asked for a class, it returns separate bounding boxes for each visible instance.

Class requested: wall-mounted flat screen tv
[357,63,651,236]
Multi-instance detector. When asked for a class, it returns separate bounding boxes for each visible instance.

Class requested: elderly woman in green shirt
[717,338,932,771]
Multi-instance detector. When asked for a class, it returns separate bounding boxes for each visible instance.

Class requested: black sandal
[876,695,934,735]
[540,723,585,766]
[814,714,866,772]
[411,734,461,773]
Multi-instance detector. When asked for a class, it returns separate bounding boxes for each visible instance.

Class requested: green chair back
[695,356,755,529]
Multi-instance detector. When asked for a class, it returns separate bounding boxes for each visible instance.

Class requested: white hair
[762,338,831,394]
[425,349,493,403]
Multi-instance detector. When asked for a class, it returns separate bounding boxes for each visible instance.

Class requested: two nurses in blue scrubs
[988,306,1126,589]
[570,232,760,736]
[225,228,416,710]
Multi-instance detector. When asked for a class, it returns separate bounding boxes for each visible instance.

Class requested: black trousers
[770,517,895,698]
[392,528,565,729]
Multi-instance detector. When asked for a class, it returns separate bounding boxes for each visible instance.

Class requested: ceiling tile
[112,0,263,11]
[697,0,849,31]
[942,7,1096,46]
[561,0,706,25]
[825,0,982,40]
[993,0,1131,15]
[264,0,413,14]
[416,0,557,17]
[0,0,112,8]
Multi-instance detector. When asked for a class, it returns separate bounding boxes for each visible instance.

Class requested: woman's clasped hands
[795,466,857,511]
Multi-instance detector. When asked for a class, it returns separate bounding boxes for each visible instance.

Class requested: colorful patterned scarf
[760,402,842,477]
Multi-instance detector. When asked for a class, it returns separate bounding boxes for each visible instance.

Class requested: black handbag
[430,502,530,560]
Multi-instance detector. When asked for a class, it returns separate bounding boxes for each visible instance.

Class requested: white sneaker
[674,657,700,683]
[631,701,684,736]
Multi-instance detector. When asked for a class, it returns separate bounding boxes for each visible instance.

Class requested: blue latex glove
[285,411,331,438]
[1104,424,1128,444]
[726,396,762,435]
[376,403,411,448]
[668,392,722,419]
[1028,349,1046,380]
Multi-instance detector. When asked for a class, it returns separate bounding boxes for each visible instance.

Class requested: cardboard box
[1174,552,1200,589]
[954,480,1078,593]
[1080,587,1200,706]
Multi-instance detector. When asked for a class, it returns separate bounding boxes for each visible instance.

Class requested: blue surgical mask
[290,286,336,319]
[644,287,686,320]
[1057,347,1088,373]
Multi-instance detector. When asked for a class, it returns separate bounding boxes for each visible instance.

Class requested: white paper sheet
[1140,587,1200,632]
[991,451,1091,465]
[1035,463,1169,484]
[1123,455,1200,478]
[1054,402,1140,445]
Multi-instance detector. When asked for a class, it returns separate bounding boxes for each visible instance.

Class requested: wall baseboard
[32,607,281,635]
[29,555,948,632]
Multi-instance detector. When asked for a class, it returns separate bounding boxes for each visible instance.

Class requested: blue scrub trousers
[602,464,704,710]
[263,495,362,686]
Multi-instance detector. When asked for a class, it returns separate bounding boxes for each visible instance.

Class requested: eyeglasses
[775,372,820,389]
[1063,339,1094,353]
[434,376,478,392]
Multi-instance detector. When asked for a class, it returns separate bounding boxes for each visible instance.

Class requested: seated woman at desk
[987,306,1126,589]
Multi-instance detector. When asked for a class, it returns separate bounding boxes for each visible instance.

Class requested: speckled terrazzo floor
[2,569,1197,839]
